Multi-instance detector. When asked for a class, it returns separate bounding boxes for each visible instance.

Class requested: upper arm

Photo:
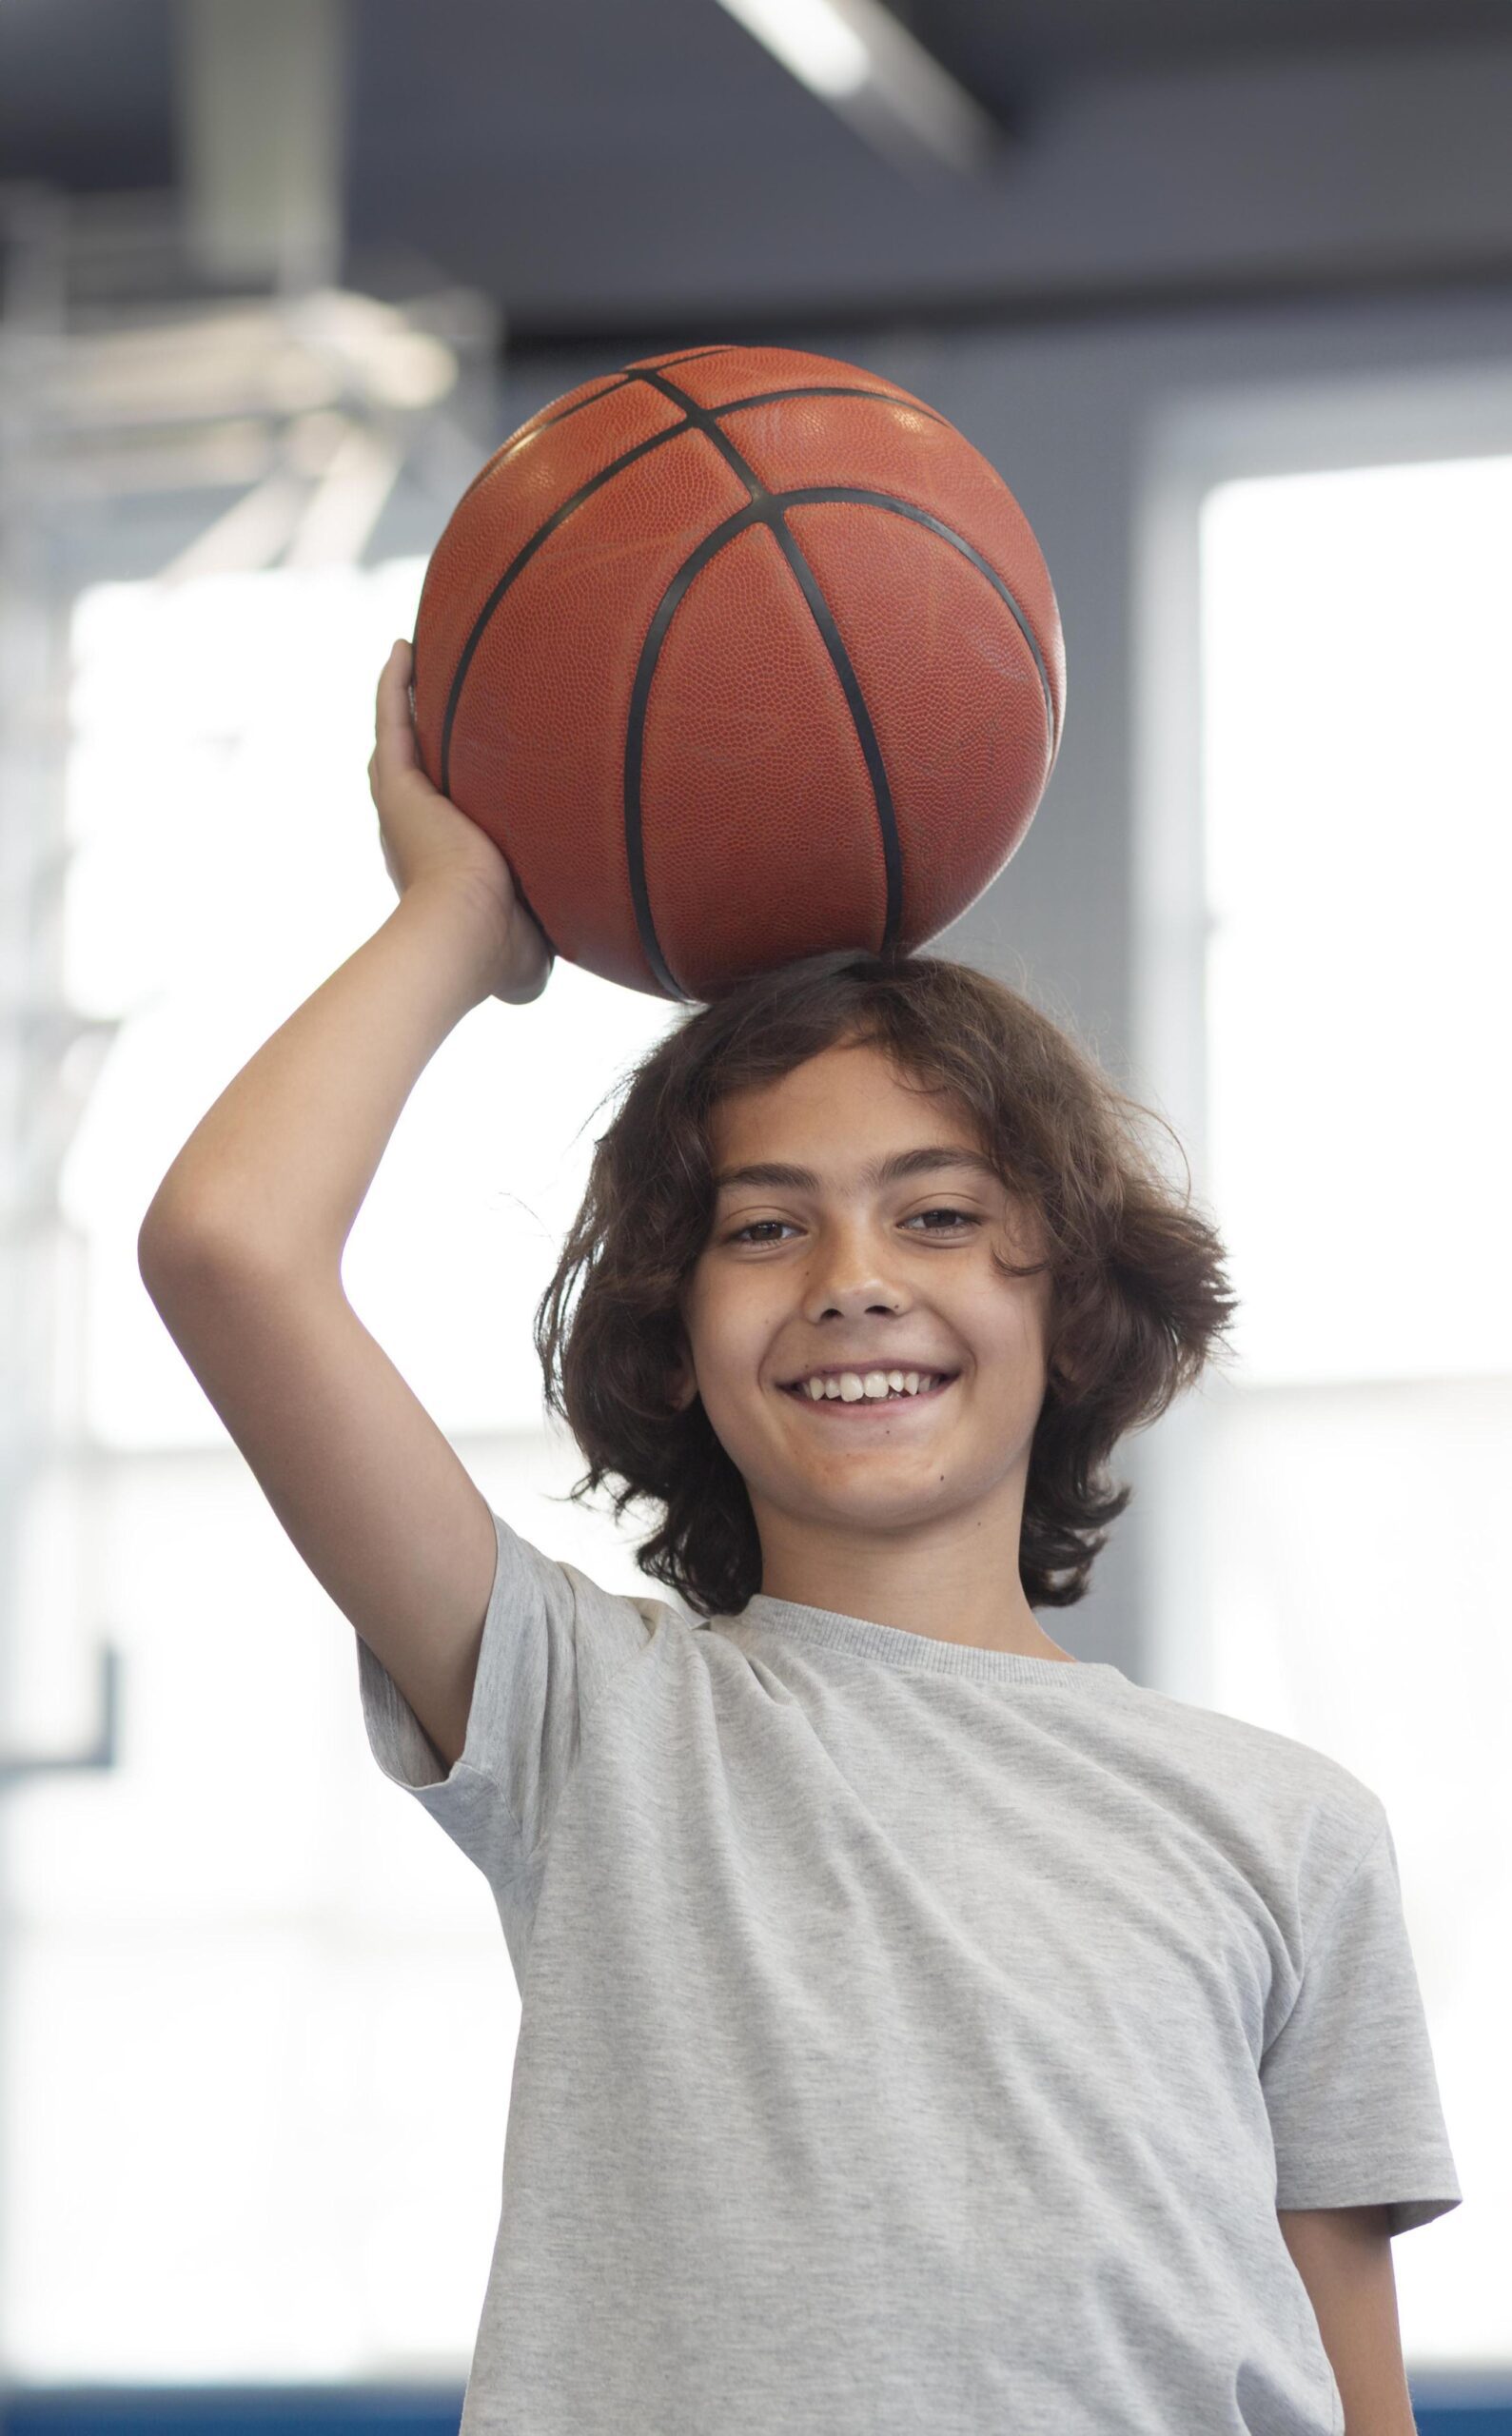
[1278,2206,1416,2434]
[138,1216,496,1773]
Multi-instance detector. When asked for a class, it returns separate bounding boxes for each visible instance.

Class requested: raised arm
[137,640,553,1772]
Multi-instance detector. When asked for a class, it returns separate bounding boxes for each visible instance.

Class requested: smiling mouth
[782,1372,959,1414]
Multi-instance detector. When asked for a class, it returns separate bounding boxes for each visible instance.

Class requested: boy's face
[672,1039,1054,1572]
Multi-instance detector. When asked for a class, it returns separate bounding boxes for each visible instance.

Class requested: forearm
[140,880,503,1279]
[1278,2207,1418,2436]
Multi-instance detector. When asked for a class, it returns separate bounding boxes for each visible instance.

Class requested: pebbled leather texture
[412,344,1065,1003]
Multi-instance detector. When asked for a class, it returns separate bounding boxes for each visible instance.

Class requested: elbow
[137,1190,248,1300]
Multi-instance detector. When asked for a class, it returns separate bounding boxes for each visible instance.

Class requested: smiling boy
[138,639,1461,2436]
[668,1043,1080,1662]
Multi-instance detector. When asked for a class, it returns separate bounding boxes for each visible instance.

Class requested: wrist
[394,875,512,1012]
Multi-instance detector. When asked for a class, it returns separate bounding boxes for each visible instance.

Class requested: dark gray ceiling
[5,0,1512,346]
[913,0,1512,87]
[0,0,173,192]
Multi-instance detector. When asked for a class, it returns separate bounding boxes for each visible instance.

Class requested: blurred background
[0,0,1508,2426]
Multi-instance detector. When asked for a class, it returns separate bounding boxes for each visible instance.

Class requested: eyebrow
[711,1145,1004,1196]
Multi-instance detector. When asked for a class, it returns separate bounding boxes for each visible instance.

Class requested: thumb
[375,640,419,771]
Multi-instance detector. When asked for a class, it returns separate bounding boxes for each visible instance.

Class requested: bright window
[4,560,680,2381]
[1201,454,1512,1384]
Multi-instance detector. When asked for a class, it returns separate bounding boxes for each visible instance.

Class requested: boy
[138,638,1460,2435]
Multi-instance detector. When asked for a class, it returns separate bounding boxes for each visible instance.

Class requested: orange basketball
[411,344,1065,1004]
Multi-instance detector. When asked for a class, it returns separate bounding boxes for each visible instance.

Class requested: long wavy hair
[534,948,1238,1619]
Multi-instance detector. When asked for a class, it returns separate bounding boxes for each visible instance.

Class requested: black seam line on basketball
[461,382,936,540]
[458,377,634,510]
[778,485,1058,750]
[624,345,736,371]
[628,372,901,955]
[620,491,905,999]
[441,369,767,796]
[468,351,729,509]
[717,385,948,430]
[634,370,903,960]
[440,381,768,790]
[767,518,902,953]
[439,415,697,794]
[628,367,773,498]
[622,499,767,1001]
[441,382,960,787]
[626,366,948,463]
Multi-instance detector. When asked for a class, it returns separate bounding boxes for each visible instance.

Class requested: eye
[722,1208,981,1246]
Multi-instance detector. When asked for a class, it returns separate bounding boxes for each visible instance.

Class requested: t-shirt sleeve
[353,1503,657,1885]
[1261,1801,1462,2236]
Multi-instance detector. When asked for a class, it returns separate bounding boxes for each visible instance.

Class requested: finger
[374,639,418,771]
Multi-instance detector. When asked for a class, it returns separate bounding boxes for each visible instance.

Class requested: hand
[368,638,554,1005]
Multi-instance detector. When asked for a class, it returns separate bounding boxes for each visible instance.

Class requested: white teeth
[798,1368,944,1401]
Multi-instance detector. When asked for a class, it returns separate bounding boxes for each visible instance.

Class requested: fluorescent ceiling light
[717,0,872,96]
[716,0,1002,176]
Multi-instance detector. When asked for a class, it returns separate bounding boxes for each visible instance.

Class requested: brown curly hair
[534,947,1237,1620]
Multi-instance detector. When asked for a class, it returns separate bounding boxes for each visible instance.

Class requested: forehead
[708,1042,988,1172]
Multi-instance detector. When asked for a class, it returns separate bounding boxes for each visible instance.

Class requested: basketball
[411,343,1066,1004]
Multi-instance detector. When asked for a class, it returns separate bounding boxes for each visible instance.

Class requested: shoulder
[1117,1676,1386,1865]
[1124,1674,1369,1782]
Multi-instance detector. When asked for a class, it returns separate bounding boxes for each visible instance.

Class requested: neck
[754,1522,1078,1662]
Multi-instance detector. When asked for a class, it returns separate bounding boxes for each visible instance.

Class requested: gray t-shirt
[356,1506,1461,2436]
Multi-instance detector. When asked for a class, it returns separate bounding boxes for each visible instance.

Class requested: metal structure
[0,179,506,2383]
[0,180,501,1792]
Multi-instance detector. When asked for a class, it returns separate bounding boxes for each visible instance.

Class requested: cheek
[978,1282,1052,1383]
[681,1265,764,1386]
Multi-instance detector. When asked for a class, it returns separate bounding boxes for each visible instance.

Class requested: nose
[801,1219,910,1323]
